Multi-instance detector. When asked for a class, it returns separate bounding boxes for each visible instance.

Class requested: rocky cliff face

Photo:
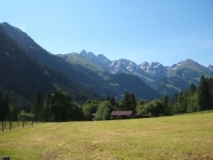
[207,65,213,72]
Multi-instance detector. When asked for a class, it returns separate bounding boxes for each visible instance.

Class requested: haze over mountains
[0,22,213,104]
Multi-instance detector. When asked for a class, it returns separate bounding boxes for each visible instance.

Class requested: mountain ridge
[1,22,212,98]
[0,25,100,103]
[1,22,161,101]
[77,50,213,95]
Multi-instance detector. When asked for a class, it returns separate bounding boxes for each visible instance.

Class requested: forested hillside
[1,22,161,101]
[0,25,100,105]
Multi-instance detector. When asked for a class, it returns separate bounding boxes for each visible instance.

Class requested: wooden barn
[111,111,133,119]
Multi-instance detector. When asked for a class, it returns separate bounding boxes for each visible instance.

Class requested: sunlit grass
[1,111,213,159]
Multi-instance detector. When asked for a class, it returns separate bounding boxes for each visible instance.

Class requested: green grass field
[1,111,213,160]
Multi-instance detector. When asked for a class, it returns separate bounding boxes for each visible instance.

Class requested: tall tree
[121,91,137,111]
[136,100,149,114]
[198,75,210,110]
[50,88,73,122]
[0,91,9,121]
[162,94,171,115]
[177,90,188,113]
[42,92,51,122]
[150,100,164,117]
[207,77,213,109]
[32,90,43,122]
[189,83,197,94]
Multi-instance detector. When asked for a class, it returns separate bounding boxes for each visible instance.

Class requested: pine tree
[32,90,43,122]
[50,88,73,122]
[207,77,213,109]
[121,91,137,111]
[198,75,210,110]
[42,92,51,122]
[189,83,197,94]
[0,91,9,121]
[162,95,170,115]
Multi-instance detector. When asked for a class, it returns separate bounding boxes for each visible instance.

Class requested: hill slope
[0,25,99,102]
[79,51,213,96]
[1,22,161,101]
[58,53,161,100]
[155,59,213,95]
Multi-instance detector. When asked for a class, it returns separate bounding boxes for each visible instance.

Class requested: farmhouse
[111,110,133,119]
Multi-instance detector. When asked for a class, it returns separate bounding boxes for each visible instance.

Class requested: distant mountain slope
[1,22,161,101]
[154,59,213,95]
[207,65,213,72]
[78,51,213,96]
[154,77,190,96]
[80,50,157,86]
[0,24,100,102]
[79,50,170,86]
[168,59,212,79]
[107,73,161,100]
[58,53,162,100]
[139,61,168,81]
[0,22,102,91]
[80,50,111,71]
[57,52,105,76]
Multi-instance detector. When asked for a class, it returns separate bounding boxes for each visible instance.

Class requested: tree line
[137,75,213,116]
[0,75,213,125]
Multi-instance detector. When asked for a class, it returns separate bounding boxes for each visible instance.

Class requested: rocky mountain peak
[80,50,97,60]
[141,61,149,65]
[139,61,149,69]
[118,59,136,67]
[80,50,87,56]
[97,54,107,59]
[149,62,163,68]
[1,22,27,36]
[207,65,213,71]
[97,54,111,64]
[183,58,200,66]
[185,58,194,63]
[87,52,95,56]
[170,62,182,70]
[139,61,164,71]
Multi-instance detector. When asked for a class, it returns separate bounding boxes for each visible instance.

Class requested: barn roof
[111,111,133,116]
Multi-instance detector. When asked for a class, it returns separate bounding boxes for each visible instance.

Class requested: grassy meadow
[1,111,213,160]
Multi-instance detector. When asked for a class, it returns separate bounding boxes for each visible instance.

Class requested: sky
[1,0,213,66]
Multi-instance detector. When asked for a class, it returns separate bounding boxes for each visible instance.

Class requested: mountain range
[0,23,101,105]
[0,22,161,104]
[0,22,212,105]
[76,50,213,95]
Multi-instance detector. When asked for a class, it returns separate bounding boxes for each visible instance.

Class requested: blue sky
[1,0,213,66]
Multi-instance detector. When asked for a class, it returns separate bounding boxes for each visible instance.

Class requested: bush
[95,101,112,120]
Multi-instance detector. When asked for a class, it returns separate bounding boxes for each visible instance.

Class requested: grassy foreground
[1,111,213,160]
